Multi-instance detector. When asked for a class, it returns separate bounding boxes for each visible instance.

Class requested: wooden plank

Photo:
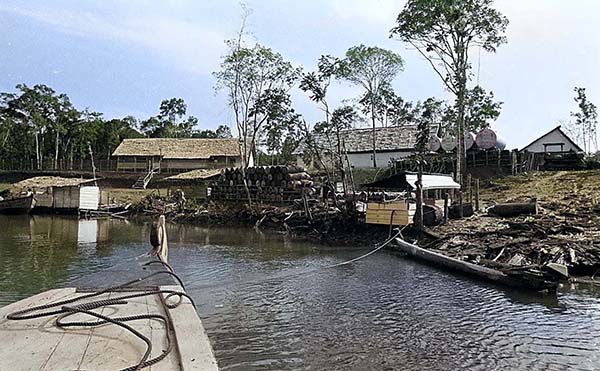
[147,293,182,371]
[42,292,111,370]
[0,289,82,371]
[161,286,218,371]
[0,288,75,319]
[365,214,411,225]
[78,292,156,370]
[367,202,408,211]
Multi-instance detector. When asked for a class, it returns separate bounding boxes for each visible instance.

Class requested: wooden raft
[0,215,218,370]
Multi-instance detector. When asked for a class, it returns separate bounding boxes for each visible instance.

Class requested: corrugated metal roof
[405,174,460,190]
[294,125,437,155]
[362,172,459,190]
[112,138,241,159]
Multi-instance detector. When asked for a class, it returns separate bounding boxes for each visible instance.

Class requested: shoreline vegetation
[129,169,600,284]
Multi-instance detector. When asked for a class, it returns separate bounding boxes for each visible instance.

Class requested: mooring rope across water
[190,227,405,291]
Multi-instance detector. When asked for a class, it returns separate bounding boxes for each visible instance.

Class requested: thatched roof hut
[111,138,247,173]
[10,176,96,192]
[112,138,240,159]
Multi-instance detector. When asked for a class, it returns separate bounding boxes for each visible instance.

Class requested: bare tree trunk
[35,131,41,170]
[69,144,74,170]
[371,104,377,168]
[54,131,59,170]
[455,42,468,186]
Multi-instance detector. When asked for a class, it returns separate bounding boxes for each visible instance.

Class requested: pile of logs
[210,165,315,202]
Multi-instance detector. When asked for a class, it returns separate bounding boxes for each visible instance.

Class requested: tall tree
[214,28,301,169]
[391,0,508,183]
[337,45,404,167]
[570,87,598,153]
[215,124,233,138]
[0,84,79,170]
[443,85,502,134]
[299,55,343,185]
[255,88,302,165]
[214,8,300,204]
[192,124,234,139]
[140,98,198,138]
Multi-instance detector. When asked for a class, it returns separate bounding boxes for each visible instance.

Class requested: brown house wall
[116,156,242,172]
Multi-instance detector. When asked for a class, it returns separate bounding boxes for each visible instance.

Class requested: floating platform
[0,216,218,370]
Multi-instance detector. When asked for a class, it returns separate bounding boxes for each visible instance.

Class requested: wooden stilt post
[475,179,480,212]
[443,193,449,224]
[467,173,472,204]
[458,190,464,218]
[415,165,424,229]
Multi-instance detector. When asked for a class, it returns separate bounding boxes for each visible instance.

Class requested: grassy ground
[101,187,169,205]
[479,170,600,210]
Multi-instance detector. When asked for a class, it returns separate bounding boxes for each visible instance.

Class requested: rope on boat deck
[5,267,194,371]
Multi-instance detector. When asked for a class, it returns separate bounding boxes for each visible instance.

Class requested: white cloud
[0,3,228,75]
[329,0,402,24]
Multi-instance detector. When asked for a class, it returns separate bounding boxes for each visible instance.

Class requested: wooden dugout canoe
[394,237,559,292]
[0,195,36,214]
[0,215,219,370]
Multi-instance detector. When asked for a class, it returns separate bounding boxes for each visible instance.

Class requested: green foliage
[0,83,230,170]
[215,124,233,138]
[570,87,598,153]
[338,45,404,89]
[254,88,303,162]
[337,45,404,125]
[193,125,233,138]
[299,55,341,106]
[140,98,198,138]
[391,0,508,179]
[214,41,301,167]
[337,44,404,167]
[444,86,503,134]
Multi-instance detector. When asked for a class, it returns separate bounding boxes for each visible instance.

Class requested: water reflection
[1,215,600,370]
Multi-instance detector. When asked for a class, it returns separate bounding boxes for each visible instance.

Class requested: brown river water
[0,215,599,370]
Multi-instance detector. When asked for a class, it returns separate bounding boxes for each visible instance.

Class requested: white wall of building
[347,151,413,168]
[523,129,581,153]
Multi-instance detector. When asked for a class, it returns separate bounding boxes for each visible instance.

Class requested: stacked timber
[365,200,416,226]
[209,165,314,202]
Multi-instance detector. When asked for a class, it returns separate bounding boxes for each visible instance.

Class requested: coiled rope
[6,267,194,371]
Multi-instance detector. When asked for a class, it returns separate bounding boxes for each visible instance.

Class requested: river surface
[1,215,599,370]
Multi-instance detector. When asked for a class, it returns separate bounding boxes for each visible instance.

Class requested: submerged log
[488,201,538,217]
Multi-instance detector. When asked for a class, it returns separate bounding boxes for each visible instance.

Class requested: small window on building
[543,143,564,152]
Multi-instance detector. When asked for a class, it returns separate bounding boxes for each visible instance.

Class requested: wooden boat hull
[394,238,558,292]
[0,216,218,370]
[0,195,36,214]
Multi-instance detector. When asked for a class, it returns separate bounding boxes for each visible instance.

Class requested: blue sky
[0,0,598,148]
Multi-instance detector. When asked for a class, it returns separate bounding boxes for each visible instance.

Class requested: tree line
[214,0,509,186]
[2,0,596,179]
[0,85,232,171]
